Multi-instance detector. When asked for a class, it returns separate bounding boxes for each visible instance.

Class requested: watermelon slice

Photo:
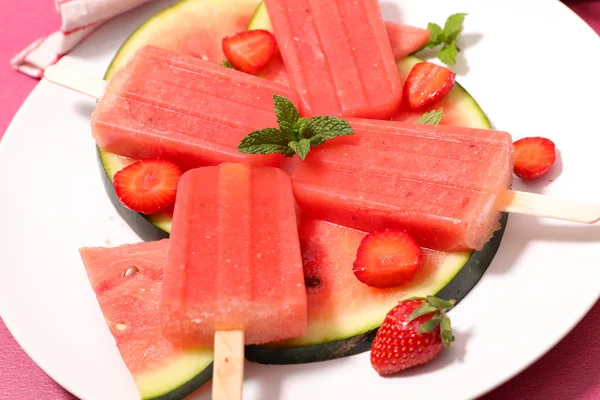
[245,215,506,364]
[80,240,213,399]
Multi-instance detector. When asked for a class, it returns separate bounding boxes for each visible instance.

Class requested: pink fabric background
[0,1,598,399]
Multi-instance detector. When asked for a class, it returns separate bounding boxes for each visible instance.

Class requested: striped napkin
[11,0,153,78]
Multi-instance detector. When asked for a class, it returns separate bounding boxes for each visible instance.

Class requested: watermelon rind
[139,352,213,400]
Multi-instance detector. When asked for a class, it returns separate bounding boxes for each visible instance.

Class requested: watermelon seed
[305,276,321,287]
[124,266,139,277]
[115,323,127,331]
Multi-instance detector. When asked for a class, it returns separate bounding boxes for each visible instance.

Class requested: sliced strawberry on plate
[513,137,557,180]
[404,61,456,109]
[353,229,422,289]
[371,296,455,375]
[113,159,182,215]
[222,29,277,75]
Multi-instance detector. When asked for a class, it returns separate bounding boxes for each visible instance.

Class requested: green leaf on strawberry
[426,295,455,309]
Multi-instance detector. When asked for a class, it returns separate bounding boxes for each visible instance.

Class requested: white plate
[1,0,599,399]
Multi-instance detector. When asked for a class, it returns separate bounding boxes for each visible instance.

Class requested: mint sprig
[238,95,354,160]
[416,109,443,125]
[419,13,467,65]
[221,59,234,69]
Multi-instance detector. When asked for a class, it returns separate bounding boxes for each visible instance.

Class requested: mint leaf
[303,116,353,139]
[416,109,443,125]
[237,128,294,156]
[417,13,467,65]
[238,96,354,159]
[273,95,299,139]
[438,43,458,65]
[304,117,354,146]
[443,13,467,43]
[279,121,296,141]
[423,22,444,49]
[294,117,308,137]
[221,59,234,69]
[288,138,311,160]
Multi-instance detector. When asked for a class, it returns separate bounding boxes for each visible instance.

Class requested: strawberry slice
[513,137,557,180]
[404,61,456,109]
[222,30,277,75]
[353,229,422,289]
[113,159,182,215]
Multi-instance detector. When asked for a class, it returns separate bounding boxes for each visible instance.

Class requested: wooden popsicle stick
[496,189,600,224]
[44,64,106,99]
[213,330,245,400]
[43,65,600,225]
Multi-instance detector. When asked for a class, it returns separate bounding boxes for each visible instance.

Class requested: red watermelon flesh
[257,51,289,85]
[385,21,430,61]
[80,240,213,398]
[257,21,430,87]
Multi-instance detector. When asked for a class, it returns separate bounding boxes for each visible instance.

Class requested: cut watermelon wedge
[245,216,506,364]
[80,240,213,399]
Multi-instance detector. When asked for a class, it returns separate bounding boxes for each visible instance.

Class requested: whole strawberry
[371,296,455,375]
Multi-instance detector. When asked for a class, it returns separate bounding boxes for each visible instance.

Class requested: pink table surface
[0,1,599,399]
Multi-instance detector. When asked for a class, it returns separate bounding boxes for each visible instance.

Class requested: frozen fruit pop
[263,0,403,119]
[291,118,514,252]
[90,45,299,170]
[160,163,307,347]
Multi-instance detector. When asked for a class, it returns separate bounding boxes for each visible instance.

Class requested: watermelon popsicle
[263,0,403,119]
[90,45,299,170]
[160,163,306,397]
[160,163,307,347]
[290,118,514,252]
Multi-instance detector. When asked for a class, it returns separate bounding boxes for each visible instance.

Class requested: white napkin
[11,0,153,78]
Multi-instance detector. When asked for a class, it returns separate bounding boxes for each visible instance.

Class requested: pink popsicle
[91,45,298,170]
[263,0,403,119]
[160,163,307,347]
[291,119,514,252]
